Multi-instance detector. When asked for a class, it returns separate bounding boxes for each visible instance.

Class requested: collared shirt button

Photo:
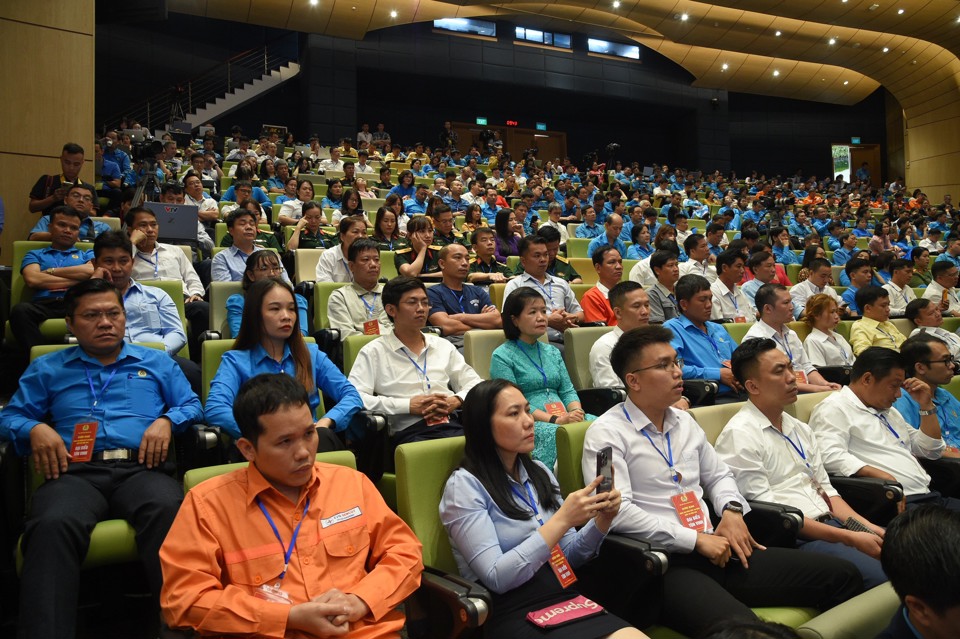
[254,575,262,584]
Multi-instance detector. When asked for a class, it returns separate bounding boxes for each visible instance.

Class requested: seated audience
[315,215,366,283]
[206,278,361,443]
[219,199,281,251]
[372,205,406,251]
[158,182,214,252]
[0,278,202,638]
[327,238,391,340]
[493,208,522,263]
[679,234,718,282]
[582,326,863,637]
[278,179,324,226]
[893,334,960,451]
[467,226,513,285]
[790,257,843,319]
[906,298,960,358]
[590,282,650,388]
[802,293,855,367]
[849,286,907,354]
[648,249,681,324]
[29,142,91,215]
[212,208,290,283]
[29,183,110,242]
[586,213,626,258]
[883,258,917,317]
[710,249,751,322]
[286,201,338,250]
[395,215,443,278]
[160,373,422,638]
[439,379,646,639]
[426,244,501,346]
[580,246,622,325]
[348,277,482,445]
[921,260,960,318]
[841,257,875,316]
[742,250,777,312]
[513,225,583,283]
[226,250,308,338]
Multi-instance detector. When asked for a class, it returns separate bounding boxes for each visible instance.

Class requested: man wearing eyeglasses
[894,334,960,453]
[28,183,111,242]
[0,277,203,639]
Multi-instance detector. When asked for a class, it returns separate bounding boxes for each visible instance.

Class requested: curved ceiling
[168,0,960,112]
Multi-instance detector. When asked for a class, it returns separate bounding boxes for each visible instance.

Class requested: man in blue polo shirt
[29,183,111,242]
[841,257,874,317]
[426,244,501,350]
[935,237,960,269]
[587,213,626,258]
[481,187,501,223]
[10,207,94,365]
[895,333,960,452]
[832,232,859,265]
[403,183,430,216]
[664,273,742,399]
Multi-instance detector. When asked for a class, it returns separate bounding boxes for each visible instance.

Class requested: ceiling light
[309,0,318,4]
[390,9,397,18]
[897,8,905,14]
[775,30,782,36]
[612,0,620,7]
[843,80,849,85]
[721,63,729,70]
[680,13,689,21]
[773,70,780,77]
[828,38,837,45]
[883,47,890,52]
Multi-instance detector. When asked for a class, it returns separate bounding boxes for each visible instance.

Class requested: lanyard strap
[257,497,310,582]
[443,284,465,313]
[774,426,810,470]
[84,365,119,412]
[728,291,740,313]
[510,482,544,525]
[530,277,555,308]
[137,252,160,279]
[877,412,907,447]
[774,330,794,362]
[875,326,899,346]
[825,333,850,364]
[402,347,431,391]
[624,407,682,486]
[516,340,548,385]
[359,291,378,318]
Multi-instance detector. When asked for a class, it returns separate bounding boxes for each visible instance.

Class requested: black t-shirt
[29,175,96,216]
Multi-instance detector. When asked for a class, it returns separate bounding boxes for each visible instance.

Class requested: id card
[253,583,291,604]
[671,491,707,531]
[362,319,380,335]
[425,414,450,426]
[543,402,565,417]
[795,371,808,385]
[548,544,577,588]
[733,315,747,323]
[70,421,98,463]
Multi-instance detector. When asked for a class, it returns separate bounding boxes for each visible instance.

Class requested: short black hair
[610,325,675,385]
[382,276,426,321]
[754,283,787,315]
[347,238,379,262]
[609,281,644,310]
[63,142,84,155]
[746,250,773,273]
[932,260,957,279]
[650,250,678,275]
[226,207,258,228]
[683,233,705,254]
[855,285,888,312]
[592,245,620,267]
[889,258,914,274]
[715,249,744,275]
[905,298,932,322]
[731,337,781,387]
[900,333,948,376]
[536,225,561,244]
[49,205,81,225]
[851,346,904,383]
[233,373,310,444]
[124,205,154,228]
[808,257,831,273]
[93,230,133,258]
[518,235,548,256]
[675,274,711,302]
[160,182,183,196]
[845,257,872,277]
[64,278,122,318]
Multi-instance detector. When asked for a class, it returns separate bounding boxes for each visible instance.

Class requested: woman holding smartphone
[440,379,645,639]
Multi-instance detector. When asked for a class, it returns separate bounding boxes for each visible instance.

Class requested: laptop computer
[145,201,199,245]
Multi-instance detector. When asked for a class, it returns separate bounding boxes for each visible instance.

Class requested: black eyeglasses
[921,358,957,367]
[630,358,684,374]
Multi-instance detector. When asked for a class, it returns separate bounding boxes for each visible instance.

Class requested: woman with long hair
[796,245,827,283]
[440,379,643,639]
[373,206,405,251]
[460,203,486,235]
[494,208,522,263]
[225,251,309,338]
[205,278,362,446]
[332,188,365,225]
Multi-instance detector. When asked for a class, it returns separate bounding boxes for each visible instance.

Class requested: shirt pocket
[124,374,165,415]
[319,524,370,589]
[224,553,285,588]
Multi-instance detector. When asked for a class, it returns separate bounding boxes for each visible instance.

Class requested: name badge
[795,371,808,385]
[321,506,362,529]
[70,421,98,462]
[362,319,380,335]
[543,402,565,416]
[254,583,291,604]
[671,491,707,531]
[548,544,577,588]
[733,315,747,323]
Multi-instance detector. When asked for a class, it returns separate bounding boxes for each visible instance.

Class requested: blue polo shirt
[789,222,812,240]
[893,387,960,449]
[773,245,801,265]
[30,216,111,242]
[841,286,860,314]
[833,247,856,265]
[663,314,737,395]
[426,283,492,317]
[389,184,416,199]
[587,235,627,258]
[936,253,960,269]
[20,246,94,300]
[442,195,469,214]
[576,223,603,240]
[481,203,500,223]
[97,158,122,191]
[404,197,429,216]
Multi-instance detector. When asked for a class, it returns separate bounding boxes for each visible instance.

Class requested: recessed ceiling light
[843,80,849,85]
[680,13,689,21]
[309,0,318,5]
[897,8,905,14]
[612,0,620,7]
[390,9,397,18]
[721,63,728,70]
[883,47,890,52]
[773,70,780,77]
[829,38,837,45]
[775,30,782,36]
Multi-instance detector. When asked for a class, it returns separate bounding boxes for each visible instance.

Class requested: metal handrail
[101,33,299,132]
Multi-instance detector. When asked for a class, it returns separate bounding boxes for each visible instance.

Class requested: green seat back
[395,437,465,573]
[787,320,812,342]
[890,318,914,337]
[555,421,592,497]
[835,320,854,341]
[343,334,380,375]
[380,250,398,281]
[722,321,755,344]
[184,451,357,492]
[622,259,638,281]
[943,317,960,333]
[563,325,614,390]
[313,281,349,330]
[201,339,234,403]
[570,283,591,302]
[569,257,596,284]
[208,281,244,337]
[489,283,507,310]
[506,255,520,272]
[294,248,325,284]
[795,583,898,639]
[567,238,591,258]
[140,279,189,358]
[786,264,802,283]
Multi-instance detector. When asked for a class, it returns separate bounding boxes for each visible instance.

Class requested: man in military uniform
[430,204,469,248]
[511,225,583,283]
[467,227,513,286]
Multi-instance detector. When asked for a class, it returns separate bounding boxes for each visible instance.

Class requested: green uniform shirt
[513,255,581,281]
[220,230,283,251]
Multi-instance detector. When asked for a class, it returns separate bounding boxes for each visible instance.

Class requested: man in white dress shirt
[710,250,751,322]
[744,284,839,394]
[582,326,863,637]
[790,258,843,320]
[921,261,960,318]
[348,277,482,445]
[808,346,960,510]
[318,147,344,173]
[589,281,649,388]
[906,298,960,359]
[717,338,888,588]
[883,258,917,318]
[316,216,366,283]
[502,235,583,344]
[679,234,717,283]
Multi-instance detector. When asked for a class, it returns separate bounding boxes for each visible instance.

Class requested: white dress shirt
[744,320,816,376]
[628,257,656,288]
[803,328,854,367]
[502,273,582,314]
[883,282,916,317]
[315,245,353,283]
[808,386,945,497]
[347,332,482,433]
[910,326,960,359]
[542,219,569,243]
[318,158,344,172]
[185,192,219,216]
[715,401,839,520]
[790,279,842,319]
[279,199,306,221]
[132,243,204,298]
[710,279,751,321]
[588,326,623,388]
[582,398,750,553]
[680,259,718,283]
[922,281,960,315]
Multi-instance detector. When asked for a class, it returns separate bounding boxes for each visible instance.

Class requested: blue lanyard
[359,291,378,319]
[774,330,794,362]
[443,284,465,313]
[877,412,907,448]
[510,482,544,525]
[257,497,310,582]
[624,407,682,486]
[137,252,159,279]
[84,365,119,414]
[728,291,740,313]
[825,332,850,364]
[402,347,431,391]
[516,340,548,385]
[530,277,555,308]
[875,325,899,346]
[774,426,810,471]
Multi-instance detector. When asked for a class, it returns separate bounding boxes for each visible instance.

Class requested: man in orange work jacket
[160,373,423,638]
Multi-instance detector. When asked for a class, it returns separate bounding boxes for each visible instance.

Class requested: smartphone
[596,446,614,494]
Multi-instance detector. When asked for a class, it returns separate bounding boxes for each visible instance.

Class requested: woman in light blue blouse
[440,379,643,639]
[320,178,344,210]
[490,288,594,468]
[225,251,309,339]
[206,278,362,446]
[626,223,653,260]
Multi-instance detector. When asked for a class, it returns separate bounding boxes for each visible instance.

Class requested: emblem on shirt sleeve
[138,370,147,377]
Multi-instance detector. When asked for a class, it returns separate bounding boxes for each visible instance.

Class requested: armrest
[198,330,222,344]
[683,379,719,407]
[919,457,960,498]
[829,475,903,525]
[744,499,803,548]
[578,321,607,328]
[600,533,669,577]
[421,326,442,336]
[576,387,626,416]
[817,366,852,386]
[405,566,491,639]
[346,411,390,482]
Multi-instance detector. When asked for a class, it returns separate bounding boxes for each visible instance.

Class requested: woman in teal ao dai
[490,288,594,468]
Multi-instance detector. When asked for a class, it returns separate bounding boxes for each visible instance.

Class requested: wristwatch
[919,407,936,416]
[549,415,559,424]
[722,501,744,515]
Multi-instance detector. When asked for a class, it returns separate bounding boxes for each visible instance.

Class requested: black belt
[74,448,139,463]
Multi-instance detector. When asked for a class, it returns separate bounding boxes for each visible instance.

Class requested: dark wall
[728,89,887,178]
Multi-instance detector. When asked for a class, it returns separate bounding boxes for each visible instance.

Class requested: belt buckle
[102,449,131,461]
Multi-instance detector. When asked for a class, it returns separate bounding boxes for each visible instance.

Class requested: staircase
[184,61,300,129]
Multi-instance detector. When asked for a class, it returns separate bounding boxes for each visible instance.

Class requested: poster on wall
[832,145,851,182]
